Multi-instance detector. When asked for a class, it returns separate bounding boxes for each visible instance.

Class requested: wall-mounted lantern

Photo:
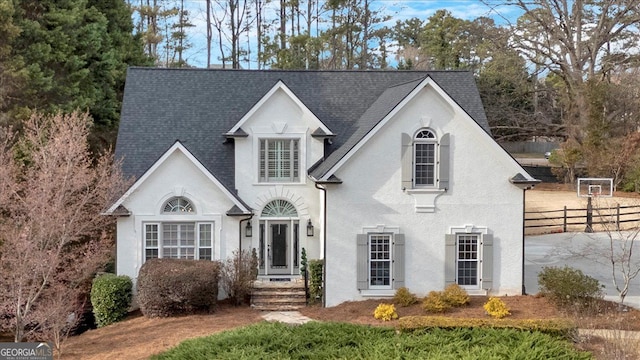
[306,219,314,237]
[245,221,253,237]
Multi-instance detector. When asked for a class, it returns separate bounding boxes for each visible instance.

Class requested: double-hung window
[144,222,214,261]
[144,197,214,262]
[445,229,493,291]
[357,232,405,291]
[401,129,449,193]
[259,139,299,182]
[369,234,392,287]
[456,234,479,286]
[414,129,437,187]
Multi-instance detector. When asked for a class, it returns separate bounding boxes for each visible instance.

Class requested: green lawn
[152,322,591,359]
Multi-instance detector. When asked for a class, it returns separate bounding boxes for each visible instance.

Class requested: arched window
[162,197,194,213]
[261,199,298,217]
[414,129,437,187]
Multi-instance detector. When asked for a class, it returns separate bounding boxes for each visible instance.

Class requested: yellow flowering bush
[374,303,398,321]
[483,297,511,319]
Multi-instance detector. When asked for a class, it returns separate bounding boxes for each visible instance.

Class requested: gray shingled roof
[116,68,489,193]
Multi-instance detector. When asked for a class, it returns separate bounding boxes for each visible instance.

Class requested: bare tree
[604,228,640,305]
[210,0,254,68]
[0,111,128,345]
[572,199,640,305]
[489,0,640,142]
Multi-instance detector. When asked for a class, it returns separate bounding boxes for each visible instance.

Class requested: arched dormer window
[414,129,437,187]
[163,197,194,213]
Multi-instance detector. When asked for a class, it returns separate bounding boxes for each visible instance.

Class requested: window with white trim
[445,228,493,291]
[259,139,299,182]
[144,222,214,261]
[369,234,392,288]
[456,234,479,286]
[401,131,449,193]
[414,129,437,187]
[143,197,214,262]
[163,197,194,213]
[357,231,405,291]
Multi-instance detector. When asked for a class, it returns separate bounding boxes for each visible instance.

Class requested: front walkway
[262,311,313,325]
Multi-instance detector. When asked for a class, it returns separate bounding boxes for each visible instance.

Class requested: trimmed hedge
[397,316,575,338]
[91,273,133,327]
[137,258,221,317]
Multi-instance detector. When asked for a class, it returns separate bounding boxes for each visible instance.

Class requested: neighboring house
[105,68,538,307]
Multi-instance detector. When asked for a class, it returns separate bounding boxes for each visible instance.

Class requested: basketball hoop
[578,178,612,233]
[578,178,613,198]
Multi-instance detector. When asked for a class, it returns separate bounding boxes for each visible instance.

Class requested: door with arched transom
[259,200,300,275]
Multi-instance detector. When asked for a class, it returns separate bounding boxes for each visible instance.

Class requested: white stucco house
[105,68,538,307]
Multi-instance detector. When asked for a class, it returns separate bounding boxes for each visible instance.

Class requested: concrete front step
[252,303,306,311]
[252,292,306,301]
[251,280,307,311]
[252,297,306,304]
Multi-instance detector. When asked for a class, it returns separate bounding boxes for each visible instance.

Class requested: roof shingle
[116,68,489,191]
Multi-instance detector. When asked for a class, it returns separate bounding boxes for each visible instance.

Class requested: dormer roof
[115,69,490,191]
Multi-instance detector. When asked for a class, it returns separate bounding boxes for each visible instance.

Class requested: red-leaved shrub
[137,259,221,317]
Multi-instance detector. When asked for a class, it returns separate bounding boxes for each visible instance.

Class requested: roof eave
[510,173,541,190]
[225,127,249,138]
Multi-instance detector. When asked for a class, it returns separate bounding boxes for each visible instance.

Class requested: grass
[151,321,592,359]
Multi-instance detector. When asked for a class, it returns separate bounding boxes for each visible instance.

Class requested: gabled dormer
[227,81,334,189]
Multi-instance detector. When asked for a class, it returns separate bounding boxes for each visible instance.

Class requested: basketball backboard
[577,178,613,198]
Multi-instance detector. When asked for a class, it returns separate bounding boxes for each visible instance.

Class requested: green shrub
[538,266,603,311]
[152,322,588,359]
[137,258,221,317]
[373,303,398,321]
[483,297,510,319]
[393,287,418,307]
[221,249,258,305]
[308,259,323,304]
[443,284,469,306]
[90,273,132,328]
[422,291,451,313]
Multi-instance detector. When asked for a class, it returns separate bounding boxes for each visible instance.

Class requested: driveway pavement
[525,232,640,308]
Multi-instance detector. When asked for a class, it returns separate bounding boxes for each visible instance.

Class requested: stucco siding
[116,150,240,285]
[324,84,524,306]
[232,88,326,262]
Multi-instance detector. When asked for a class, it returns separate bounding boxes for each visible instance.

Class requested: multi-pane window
[145,224,159,260]
[369,234,391,287]
[143,222,214,261]
[259,139,299,182]
[414,129,437,187]
[162,223,195,259]
[198,223,212,260]
[163,197,194,213]
[457,234,479,286]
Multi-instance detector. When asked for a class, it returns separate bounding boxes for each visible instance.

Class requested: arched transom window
[261,199,298,217]
[414,129,437,187]
[163,197,194,213]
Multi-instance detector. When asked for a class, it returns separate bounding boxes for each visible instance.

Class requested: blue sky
[178,0,523,68]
